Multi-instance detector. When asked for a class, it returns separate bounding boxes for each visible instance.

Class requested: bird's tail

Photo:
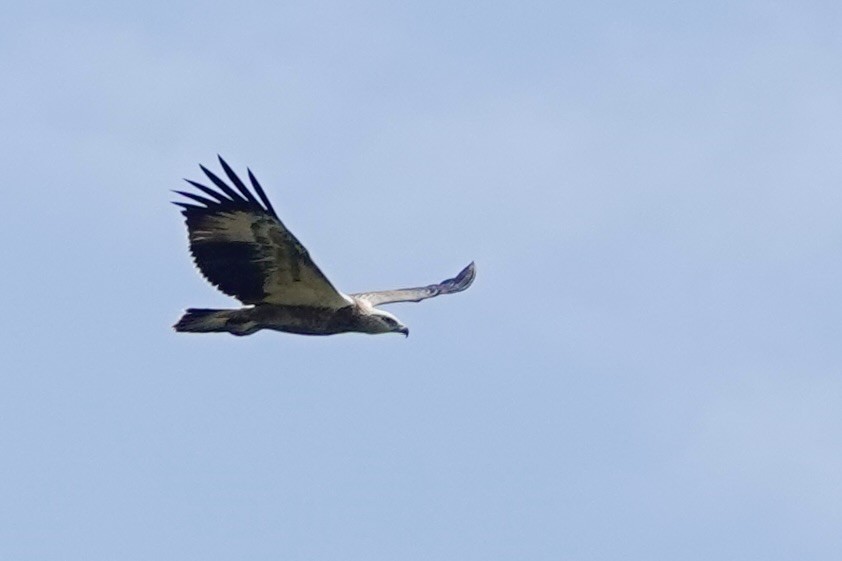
[173,308,260,336]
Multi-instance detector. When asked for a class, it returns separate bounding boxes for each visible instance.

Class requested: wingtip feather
[217,156,261,207]
[200,163,247,203]
[441,261,476,294]
[247,168,278,217]
[458,261,476,286]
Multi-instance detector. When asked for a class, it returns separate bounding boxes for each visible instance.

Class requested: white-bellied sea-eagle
[173,157,476,337]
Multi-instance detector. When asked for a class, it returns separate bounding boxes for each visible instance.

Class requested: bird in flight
[173,157,476,337]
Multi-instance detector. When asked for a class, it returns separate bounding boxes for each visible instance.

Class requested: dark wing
[174,156,351,309]
[352,262,476,307]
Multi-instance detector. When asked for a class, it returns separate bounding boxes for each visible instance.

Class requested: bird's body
[173,157,475,337]
[176,301,398,337]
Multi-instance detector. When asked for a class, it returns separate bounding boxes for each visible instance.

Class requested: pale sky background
[2,1,842,559]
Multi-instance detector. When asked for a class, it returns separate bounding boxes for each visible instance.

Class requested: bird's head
[368,309,409,337]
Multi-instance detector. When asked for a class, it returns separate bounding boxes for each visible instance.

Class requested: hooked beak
[397,326,409,337]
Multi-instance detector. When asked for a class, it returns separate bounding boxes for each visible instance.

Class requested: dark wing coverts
[352,262,476,307]
[174,157,350,309]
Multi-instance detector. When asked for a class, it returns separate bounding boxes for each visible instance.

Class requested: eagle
[173,157,476,337]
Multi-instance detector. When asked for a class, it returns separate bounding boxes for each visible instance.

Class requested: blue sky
[3,1,842,559]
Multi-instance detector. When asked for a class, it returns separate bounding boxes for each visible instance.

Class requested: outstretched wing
[352,262,476,307]
[174,156,351,309]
